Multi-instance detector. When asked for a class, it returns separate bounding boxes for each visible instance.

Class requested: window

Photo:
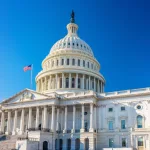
[137,115,143,128]
[87,62,89,68]
[121,106,125,111]
[83,60,85,67]
[108,108,113,112]
[52,60,54,67]
[66,78,69,88]
[72,78,75,88]
[122,138,126,147]
[108,121,113,130]
[121,120,126,129]
[91,63,93,69]
[109,138,114,147]
[78,59,80,66]
[78,78,81,88]
[61,59,64,65]
[137,105,142,110]
[92,80,94,89]
[72,59,75,66]
[138,137,143,146]
[67,59,69,65]
[57,60,59,66]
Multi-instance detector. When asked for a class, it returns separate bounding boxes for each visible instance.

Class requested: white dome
[50,23,94,56]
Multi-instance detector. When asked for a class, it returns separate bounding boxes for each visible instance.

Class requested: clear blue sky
[0,0,150,101]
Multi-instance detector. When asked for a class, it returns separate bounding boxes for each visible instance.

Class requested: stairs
[0,135,17,150]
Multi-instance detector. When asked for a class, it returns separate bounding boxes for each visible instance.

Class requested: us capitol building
[0,12,150,150]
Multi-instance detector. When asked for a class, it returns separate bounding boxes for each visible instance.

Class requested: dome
[49,23,94,56]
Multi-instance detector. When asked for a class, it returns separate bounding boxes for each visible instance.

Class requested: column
[56,107,60,131]
[94,77,96,91]
[0,111,5,133]
[35,107,40,129]
[72,105,76,133]
[89,103,94,132]
[55,74,58,89]
[98,80,100,93]
[62,73,64,88]
[80,104,85,132]
[28,107,32,129]
[82,74,85,89]
[49,75,51,89]
[101,82,103,93]
[6,111,11,134]
[41,78,44,91]
[43,106,48,129]
[128,105,132,129]
[75,73,78,88]
[51,106,55,132]
[69,73,71,88]
[13,110,18,135]
[94,107,97,130]
[63,106,67,133]
[89,76,91,90]
[20,109,25,134]
[40,78,42,92]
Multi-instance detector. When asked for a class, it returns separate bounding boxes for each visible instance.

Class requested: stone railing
[99,87,150,97]
[27,128,52,133]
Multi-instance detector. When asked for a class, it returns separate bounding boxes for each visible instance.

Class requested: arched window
[85,138,89,150]
[67,139,71,150]
[137,115,143,128]
[61,59,64,65]
[78,78,81,88]
[57,60,59,66]
[72,59,75,66]
[66,78,69,88]
[72,78,75,88]
[59,139,63,150]
[67,59,69,65]
[78,59,80,66]
[87,62,89,68]
[75,138,80,150]
[43,141,48,150]
[83,60,85,67]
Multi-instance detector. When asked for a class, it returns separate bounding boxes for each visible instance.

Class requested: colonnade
[37,73,104,93]
[0,103,96,135]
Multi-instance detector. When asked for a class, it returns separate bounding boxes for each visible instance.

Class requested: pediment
[1,89,50,104]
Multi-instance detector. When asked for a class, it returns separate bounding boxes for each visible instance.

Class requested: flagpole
[31,64,33,89]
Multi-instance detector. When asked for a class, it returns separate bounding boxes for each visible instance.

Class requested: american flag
[23,65,32,72]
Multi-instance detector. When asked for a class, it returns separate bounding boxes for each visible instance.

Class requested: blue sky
[0,0,150,101]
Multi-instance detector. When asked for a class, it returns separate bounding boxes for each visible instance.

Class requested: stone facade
[0,13,149,150]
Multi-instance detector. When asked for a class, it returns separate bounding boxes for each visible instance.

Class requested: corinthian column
[0,111,5,133]
[51,106,55,132]
[43,106,48,129]
[12,110,18,135]
[35,107,40,129]
[71,105,76,133]
[63,106,67,133]
[80,104,85,132]
[20,109,25,134]
[6,111,11,135]
[89,104,94,132]
[28,107,32,129]
[82,74,85,89]
[56,107,60,131]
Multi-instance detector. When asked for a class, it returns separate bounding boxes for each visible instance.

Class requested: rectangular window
[60,78,62,88]
[138,137,143,146]
[72,78,75,88]
[121,106,125,111]
[57,60,59,66]
[122,138,126,147]
[109,138,114,147]
[87,62,89,68]
[121,120,126,129]
[108,108,113,112]
[66,78,69,88]
[108,121,113,130]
